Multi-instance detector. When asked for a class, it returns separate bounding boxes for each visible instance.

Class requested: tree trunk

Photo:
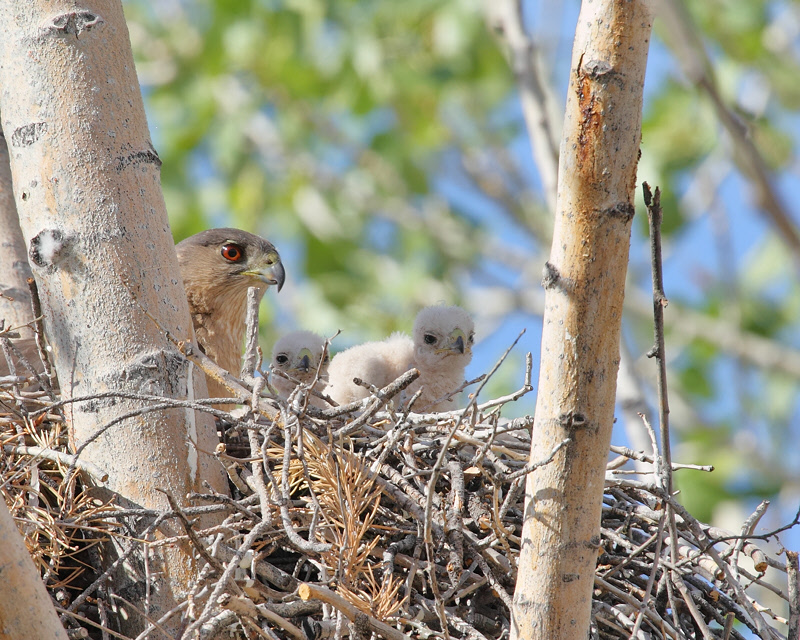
[0,498,70,640]
[0,121,39,377]
[511,2,654,639]
[0,0,228,630]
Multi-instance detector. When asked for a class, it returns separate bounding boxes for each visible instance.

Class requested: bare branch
[658,0,800,267]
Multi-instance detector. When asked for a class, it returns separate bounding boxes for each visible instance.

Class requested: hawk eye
[424,334,437,345]
[469,333,475,344]
[221,243,243,262]
[275,354,289,365]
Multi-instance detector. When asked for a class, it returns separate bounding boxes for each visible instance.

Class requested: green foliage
[127,0,511,346]
[125,0,800,526]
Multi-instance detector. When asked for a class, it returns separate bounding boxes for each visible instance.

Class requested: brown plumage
[176,228,285,401]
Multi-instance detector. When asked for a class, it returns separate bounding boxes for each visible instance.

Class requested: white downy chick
[326,333,414,406]
[270,330,329,408]
[406,305,474,412]
[327,305,474,412]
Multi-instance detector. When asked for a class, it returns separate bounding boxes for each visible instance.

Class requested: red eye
[221,243,243,262]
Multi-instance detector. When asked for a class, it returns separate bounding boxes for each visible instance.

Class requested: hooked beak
[297,350,312,373]
[448,329,468,355]
[245,254,285,291]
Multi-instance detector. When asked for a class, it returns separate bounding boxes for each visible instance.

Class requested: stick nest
[1,350,797,640]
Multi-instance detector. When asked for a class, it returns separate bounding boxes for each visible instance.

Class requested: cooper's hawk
[327,305,474,412]
[269,330,329,407]
[176,228,285,401]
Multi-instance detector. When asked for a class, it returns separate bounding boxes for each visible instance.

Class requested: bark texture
[0,0,228,627]
[511,2,655,639]
[0,122,39,377]
[0,498,69,640]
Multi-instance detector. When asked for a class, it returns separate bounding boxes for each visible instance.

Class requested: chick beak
[297,350,312,373]
[448,329,467,355]
[247,254,285,291]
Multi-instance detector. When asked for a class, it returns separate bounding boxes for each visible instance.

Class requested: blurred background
[123,0,800,550]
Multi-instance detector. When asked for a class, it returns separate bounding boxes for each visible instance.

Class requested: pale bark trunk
[0,122,33,328]
[0,122,39,377]
[0,0,228,629]
[511,2,655,639]
[0,498,69,640]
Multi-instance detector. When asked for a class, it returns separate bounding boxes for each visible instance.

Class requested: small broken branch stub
[11,122,47,148]
[43,12,104,38]
[559,411,588,431]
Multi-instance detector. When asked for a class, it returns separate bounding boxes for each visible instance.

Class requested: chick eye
[275,354,289,365]
[221,243,243,262]
[469,333,475,344]
[424,334,437,345]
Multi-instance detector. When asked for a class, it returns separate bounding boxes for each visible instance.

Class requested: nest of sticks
[1,327,799,640]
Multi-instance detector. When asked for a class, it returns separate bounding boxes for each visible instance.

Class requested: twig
[3,444,108,483]
[241,287,262,381]
[730,499,770,578]
[486,0,560,212]
[608,444,714,473]
[298,583,411,640]
[644,183,685,638]
[55,607,131,640]
[462,329,528,413]
[721,612,735,640]
[628,513,667,639]
[643,184,673,499]
[332,368,420,438]
[218,594,305,640]
[215,544,299,593]
[787,551,799,640]
[593,575,679,638]
[658,0,800,269]
[158,489,225,574]
[180,520,271,639]
[445,460,465,585]
[107,592,178,640]
[494,437,570,482]
[27,277,55,387]
[736,566,789,602]
[667,496,781,639]
[671,574,715,640]
[65,511,172,615]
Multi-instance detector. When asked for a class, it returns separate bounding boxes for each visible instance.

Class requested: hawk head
[176,228,286,387]
[176,228,285,299]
